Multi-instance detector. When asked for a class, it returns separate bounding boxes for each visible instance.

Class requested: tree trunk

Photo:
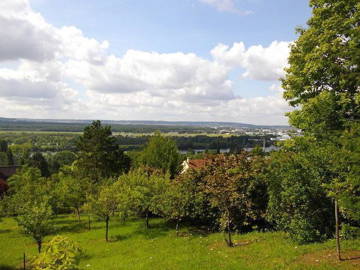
[23,252,26,270]
[76,207,81,222]
[88,214,91,230]
[226,216,233,247]
[176,219,179,236]
[105,216,109,242]
[335,199,341,261]
[37,240,42,253]
[145,211,150,229]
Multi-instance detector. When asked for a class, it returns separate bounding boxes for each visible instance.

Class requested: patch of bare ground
[297,250,360,269]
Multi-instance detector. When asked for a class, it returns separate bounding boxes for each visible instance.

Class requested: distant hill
[0,117,290,131]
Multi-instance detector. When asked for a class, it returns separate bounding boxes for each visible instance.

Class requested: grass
[0,215,359,270]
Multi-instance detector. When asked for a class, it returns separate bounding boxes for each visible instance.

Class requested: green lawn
[1,215,359,270]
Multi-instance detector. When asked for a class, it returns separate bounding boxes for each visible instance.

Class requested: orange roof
[188,159,207,170]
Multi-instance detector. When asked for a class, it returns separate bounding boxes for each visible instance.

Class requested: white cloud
[0,0,59,62]
[66,50,234,104]
[0,0,291,124]
[199,0,252,15]
[211,41,291,80]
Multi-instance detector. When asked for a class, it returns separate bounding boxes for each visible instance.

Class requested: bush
[30,236,82,270]
[341,224,360,240]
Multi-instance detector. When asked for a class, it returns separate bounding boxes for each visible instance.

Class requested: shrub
[30,236,82,270]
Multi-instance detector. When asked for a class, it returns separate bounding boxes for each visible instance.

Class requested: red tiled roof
[188,159,207,170]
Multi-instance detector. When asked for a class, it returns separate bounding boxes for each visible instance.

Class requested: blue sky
[31,0,310,56]
[0,0,312,124]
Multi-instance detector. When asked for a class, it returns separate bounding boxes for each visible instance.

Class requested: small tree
[159,180,192,235]
[55,172,86,221]
[119,169,169,229]
[87,184,119,242]
[202,153,266,247]
[16,200,53,253]
[31,235,82,270]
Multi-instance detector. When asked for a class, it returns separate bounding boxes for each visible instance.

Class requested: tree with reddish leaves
[201,153,267,247]
[0,178,8,198]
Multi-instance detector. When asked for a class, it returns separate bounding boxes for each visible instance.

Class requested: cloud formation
[211,41,291,80]
[0,0,291,125]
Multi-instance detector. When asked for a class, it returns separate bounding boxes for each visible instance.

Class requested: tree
[266,138,334,243]
[322,126,360,260]
[9,143,31,165]
[76,120,130,182]
[6,167,54,253]
[282,0,360,133]
[55,172,86,221]
[48,151,77,174]
[16,200,53,253]
[140,132,181,178]
[28,153,50,177]
[118,169,169,229]
[201,153,267,247]
[31,235,82,270]
[87,184,119,242]
[282,0,360,259]
[159,179,192,235]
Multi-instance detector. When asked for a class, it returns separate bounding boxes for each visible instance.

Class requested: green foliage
[340,224,360,240]
[200,153,268,246]
[86,183,122,241]
[48,151,77,174]
[283,0,360,132]
[140,132,181,178]
[31,235,82,270]
[28,153,50,177]
[53,171,87,219]
[76,120,130,182]
[16,200,53,253]
[9,142,32,165]
[0,140,14,166]
[158,179,192,232]
[3,167,55,252]
[117,168,169,227]
[266,137,335,243]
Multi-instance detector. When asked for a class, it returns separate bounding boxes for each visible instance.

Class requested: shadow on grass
[53,221,88,234]
[0,229,11,234]
[0,265,16,270]
[187,226,212,237]
[112,234,132,242]
[133,220,172,239]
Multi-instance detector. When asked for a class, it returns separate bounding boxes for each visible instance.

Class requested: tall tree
[282,0,360,259]
[283,0,360,134]
[76,121,130,182]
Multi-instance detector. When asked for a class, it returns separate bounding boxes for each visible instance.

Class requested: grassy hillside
[0,215,359,270]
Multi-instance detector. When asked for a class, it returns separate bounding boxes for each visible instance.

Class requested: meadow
[1,215,359,270]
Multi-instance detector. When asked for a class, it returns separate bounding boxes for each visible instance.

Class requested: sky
[0,0,311,125]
